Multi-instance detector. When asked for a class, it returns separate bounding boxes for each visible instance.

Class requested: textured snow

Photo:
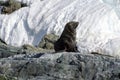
[0,0,120,57]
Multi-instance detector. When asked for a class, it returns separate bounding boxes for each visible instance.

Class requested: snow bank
[0,0,120,57]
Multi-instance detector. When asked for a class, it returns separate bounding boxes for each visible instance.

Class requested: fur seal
[54,21,79,52]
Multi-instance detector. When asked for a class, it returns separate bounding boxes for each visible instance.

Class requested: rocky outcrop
[0,0,27,14]
[0,35,120,80]
[0,49,120,80]
[39,34,59,50]
[0,43,54,58]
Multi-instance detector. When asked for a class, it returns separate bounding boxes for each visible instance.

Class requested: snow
[0,0,120,57]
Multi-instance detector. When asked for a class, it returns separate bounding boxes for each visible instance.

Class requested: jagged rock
[0,44,25,58]
[0,38,23,58]
[0,37,53,58]
[22,44,43,52]
[0,44,52,58]
[0,43,54,58]
[0,52,120,80]
[22,44,54,53]
[39,34,59,50]
[0,0,27,14]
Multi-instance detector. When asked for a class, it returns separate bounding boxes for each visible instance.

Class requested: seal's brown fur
[54,21,79,52]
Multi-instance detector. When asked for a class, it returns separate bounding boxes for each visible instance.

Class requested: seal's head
[64,21,79,32]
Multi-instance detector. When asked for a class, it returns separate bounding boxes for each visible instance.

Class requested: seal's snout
[74,22,79,28]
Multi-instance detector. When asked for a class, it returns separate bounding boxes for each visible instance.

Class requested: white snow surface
[0,0,120,57]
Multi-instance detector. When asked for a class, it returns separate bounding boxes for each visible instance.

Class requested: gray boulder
[0,0,27,14]
[0,52,120,80]
[39,34,59,50]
